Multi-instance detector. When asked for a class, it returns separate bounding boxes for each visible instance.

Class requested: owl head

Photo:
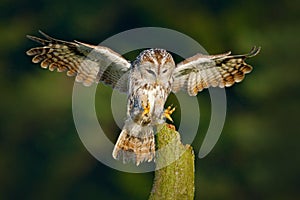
[133,48,175,84]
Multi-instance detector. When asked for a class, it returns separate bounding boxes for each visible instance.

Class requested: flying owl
[26,31,260,165]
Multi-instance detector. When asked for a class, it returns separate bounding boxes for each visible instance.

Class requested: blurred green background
[0,0,299,199]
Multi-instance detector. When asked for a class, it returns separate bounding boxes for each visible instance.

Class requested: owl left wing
[172,46,260,96]
[26,31,131,92]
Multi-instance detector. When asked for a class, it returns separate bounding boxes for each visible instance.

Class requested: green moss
[149,124,195,200]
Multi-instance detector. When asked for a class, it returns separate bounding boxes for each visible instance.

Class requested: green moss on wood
[149,124,195,200]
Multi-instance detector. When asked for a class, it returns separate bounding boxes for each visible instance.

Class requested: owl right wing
[172,46,260,96]
[26,31,131,92]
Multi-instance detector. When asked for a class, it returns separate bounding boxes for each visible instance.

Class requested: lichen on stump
[149,124,195,200]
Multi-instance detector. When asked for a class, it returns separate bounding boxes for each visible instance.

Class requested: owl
[26,31,260,165]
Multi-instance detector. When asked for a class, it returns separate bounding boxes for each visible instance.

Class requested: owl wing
[172,46,260,96]
[26,31,131,92]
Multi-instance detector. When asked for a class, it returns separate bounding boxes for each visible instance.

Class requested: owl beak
[155,79,161,85]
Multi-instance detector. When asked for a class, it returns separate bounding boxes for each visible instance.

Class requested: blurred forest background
[0,0,299,199]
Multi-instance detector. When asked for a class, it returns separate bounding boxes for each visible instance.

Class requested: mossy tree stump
[149,124,195,200]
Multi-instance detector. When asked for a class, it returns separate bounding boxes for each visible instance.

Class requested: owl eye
[146,69,156,76]
[162,69,168,74]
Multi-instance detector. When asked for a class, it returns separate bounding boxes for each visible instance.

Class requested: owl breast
[128,82,171,126]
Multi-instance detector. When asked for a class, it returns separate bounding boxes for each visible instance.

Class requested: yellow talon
[164,105,176,122]
[142,101,150,116]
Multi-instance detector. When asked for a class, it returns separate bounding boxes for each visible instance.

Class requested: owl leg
[164,105,176,122]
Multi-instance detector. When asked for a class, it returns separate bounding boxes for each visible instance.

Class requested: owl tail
[112,119,155,166]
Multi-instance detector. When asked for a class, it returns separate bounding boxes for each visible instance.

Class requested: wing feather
[26,31,131,92]
[172,46,260,96]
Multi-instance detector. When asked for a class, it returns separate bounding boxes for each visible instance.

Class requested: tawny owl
[26,31,260,165]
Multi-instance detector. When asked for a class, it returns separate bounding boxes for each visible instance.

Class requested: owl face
[134,49,175,84]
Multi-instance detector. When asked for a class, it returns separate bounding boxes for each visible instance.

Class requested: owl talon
[164,105,176,122]
[142,101,150,116]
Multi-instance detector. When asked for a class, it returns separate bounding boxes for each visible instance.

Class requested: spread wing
[172,46,261,96]
[26,31,131,92]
